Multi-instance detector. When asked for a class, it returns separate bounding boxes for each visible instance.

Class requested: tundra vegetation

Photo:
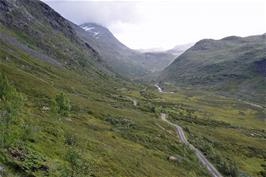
[0,0,265,176]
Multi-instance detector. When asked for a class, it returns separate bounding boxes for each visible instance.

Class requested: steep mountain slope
[0,0,115,76]
[0,0,210,176]
[76,23,148,78]
[138,44,194,72]
[140,52,176,72]
[76,23,176,77]
[159,34,266,103]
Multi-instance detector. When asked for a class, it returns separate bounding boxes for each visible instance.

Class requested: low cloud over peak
[44,0,266,49]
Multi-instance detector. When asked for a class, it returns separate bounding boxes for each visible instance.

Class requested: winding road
[238,99,265,109]
[127,96,137,106]
[161,113,223,177]
[155,83,224,177]
[154,83,163,93]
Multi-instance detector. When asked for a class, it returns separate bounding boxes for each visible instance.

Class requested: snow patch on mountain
[81,25,101,38]
[82,26,95,31]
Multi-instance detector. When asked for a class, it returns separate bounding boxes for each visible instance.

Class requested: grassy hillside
[136,86,266,177]
[159,35,266,104]
[0,0,209,176]
[0,44,209,177]
[0,1,265,177]
[1,29,265,176]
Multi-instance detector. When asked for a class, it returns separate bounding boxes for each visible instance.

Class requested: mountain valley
[0,0,265,177]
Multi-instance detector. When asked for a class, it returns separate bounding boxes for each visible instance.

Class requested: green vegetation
[0,73,24,147]
[0,20,207,177]
[159,35,266,104]
[189,136,239,177]
[0,1,265,177]
[143,87,266,177]
[53,92,71,116]
[64,148,91,177]
[0,60,209,176]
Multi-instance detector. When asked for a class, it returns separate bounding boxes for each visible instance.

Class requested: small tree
[65,148,91,177]
[54,92,71,116]
[0,73,23,147]
[65,148,81,177]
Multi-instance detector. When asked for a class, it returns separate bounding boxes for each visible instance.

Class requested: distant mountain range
[166,43,194,56]
[75,23,148,78]
[75,23,185,78]
[0,0,265,176]
[159,34,266,103]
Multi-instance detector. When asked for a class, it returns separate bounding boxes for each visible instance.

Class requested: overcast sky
[43,0,266,50]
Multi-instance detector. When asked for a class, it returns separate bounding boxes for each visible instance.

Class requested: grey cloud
[44,1,139,26]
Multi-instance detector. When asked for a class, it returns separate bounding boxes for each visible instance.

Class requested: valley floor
[0,54,265,177]
[141,84,266,177]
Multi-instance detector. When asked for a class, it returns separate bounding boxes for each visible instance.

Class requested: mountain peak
[80,23,112,39]
[81,22,104,28]
[221,35,242,41]
[191,39,218,50]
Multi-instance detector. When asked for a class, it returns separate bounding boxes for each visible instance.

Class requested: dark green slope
[0,0,209,176]
[159,34,266,103]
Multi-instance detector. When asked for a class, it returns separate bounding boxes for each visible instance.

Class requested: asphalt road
[161,113,224,177]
